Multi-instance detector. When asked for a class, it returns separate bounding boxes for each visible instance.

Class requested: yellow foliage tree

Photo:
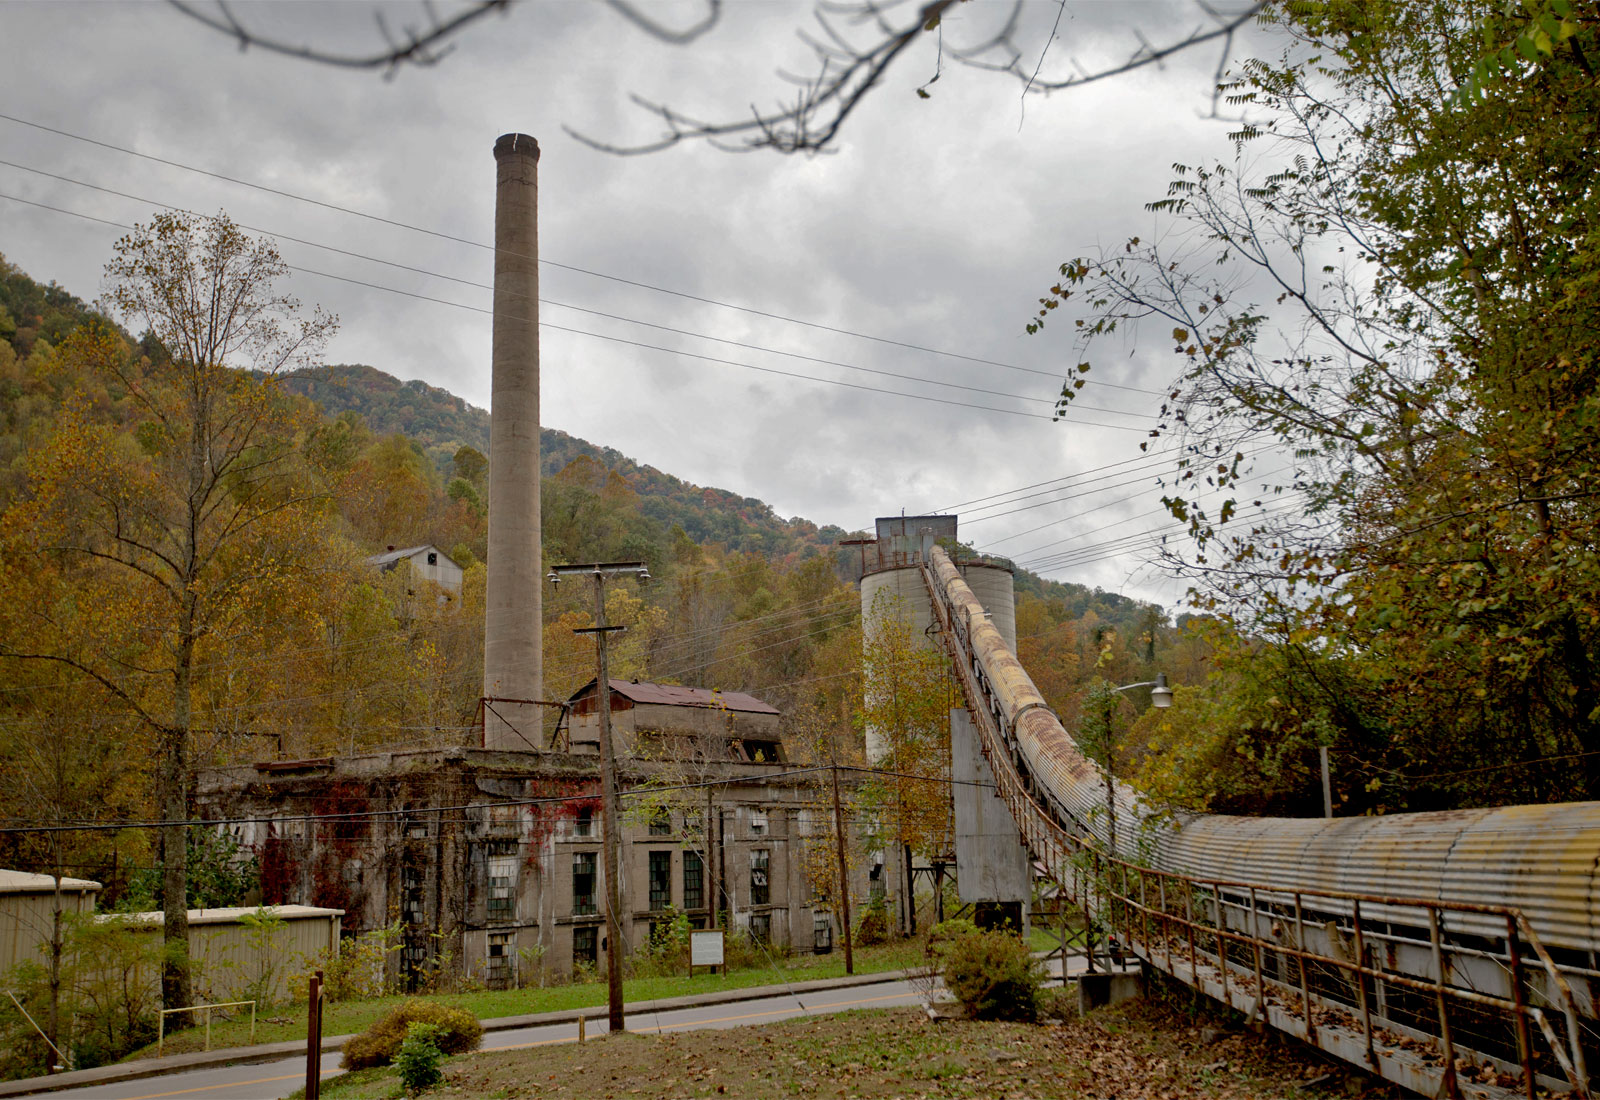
[0,212,335,1009]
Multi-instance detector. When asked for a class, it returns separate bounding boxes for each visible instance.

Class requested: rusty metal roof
[570,678,779,716]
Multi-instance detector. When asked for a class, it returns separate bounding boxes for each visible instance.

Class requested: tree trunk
[160,597,197,1012]
[47,862,62,1072]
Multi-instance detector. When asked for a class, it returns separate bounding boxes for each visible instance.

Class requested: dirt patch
[411,1000,1395,1100]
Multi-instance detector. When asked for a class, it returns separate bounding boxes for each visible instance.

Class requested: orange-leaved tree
[0,212,335,1010]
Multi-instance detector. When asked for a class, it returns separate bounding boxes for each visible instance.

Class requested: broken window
[749,913,771,943]
[749,809,768,836]
[649,851,672,911]
[572,852,597,915]
[648,808,672,836]
[488,855,516,917]
[486,931,513,985]
[402,866,426,926]
[427,551,438,566]
[574,807,593,838]
[682,850,704,911]
[743,740,783,763]
[573,925,597,969]
[750,849,770,906]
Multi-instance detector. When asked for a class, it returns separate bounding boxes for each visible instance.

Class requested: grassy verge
[285,999,1370,1100]
[122,941,922,1062]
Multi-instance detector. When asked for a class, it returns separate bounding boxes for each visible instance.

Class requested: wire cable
[0,114,1162,396]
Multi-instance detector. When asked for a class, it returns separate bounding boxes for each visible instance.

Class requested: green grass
[285,1065,400,1100]
[123,941,923,1062]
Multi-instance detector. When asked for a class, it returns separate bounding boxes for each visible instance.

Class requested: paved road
[30,957,1115,1100]
[32,981,930,1100]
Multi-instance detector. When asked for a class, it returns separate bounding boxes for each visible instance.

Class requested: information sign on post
[689,930,725,977]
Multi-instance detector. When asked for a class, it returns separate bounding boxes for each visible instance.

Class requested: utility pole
[1321,747,1333,818]
[830,763,855,975]
[550,562,648,1035]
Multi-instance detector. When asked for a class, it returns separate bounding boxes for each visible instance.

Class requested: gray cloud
[0,0,1281,610]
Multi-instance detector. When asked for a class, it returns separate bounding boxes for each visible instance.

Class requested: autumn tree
[859,588,951,932]
[0,212,335,1008]
[1030,1,1600,811]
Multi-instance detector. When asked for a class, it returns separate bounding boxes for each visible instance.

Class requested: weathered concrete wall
[950,707,1030,906]
[199,750,865,986]
[569,701,781,757]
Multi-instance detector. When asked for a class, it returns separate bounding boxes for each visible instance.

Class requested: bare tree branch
[168,0,1268,153]
[604,0,722,45]
[166,0,514,73]
[573,0,1269,154]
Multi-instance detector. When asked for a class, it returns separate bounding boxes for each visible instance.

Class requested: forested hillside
[0,240,1183,903]
[277,364,854,564]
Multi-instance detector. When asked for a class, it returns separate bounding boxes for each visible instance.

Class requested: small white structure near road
[0,869,102,972]
[367,544,464,595]
[105,906,344,1003]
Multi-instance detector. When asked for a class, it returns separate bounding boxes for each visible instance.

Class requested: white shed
[0,869,102,972]
[102,905,344,1004]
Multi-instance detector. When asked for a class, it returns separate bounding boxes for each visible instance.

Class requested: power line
[0,191,1067,423]
[934,450,1173,514]
[0,158,1161,417]
[0,113,1162,397]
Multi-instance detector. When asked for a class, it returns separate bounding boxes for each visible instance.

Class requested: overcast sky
[1,0,1279,609]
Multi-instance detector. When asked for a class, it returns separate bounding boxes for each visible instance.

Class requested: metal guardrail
[156,999,256,1057]
[922,562,1593,1100]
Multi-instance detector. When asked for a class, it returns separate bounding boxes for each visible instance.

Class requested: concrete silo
[855,517,1028,933]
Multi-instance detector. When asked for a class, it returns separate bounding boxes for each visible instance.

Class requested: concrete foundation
[1078,968,1145,1012]
[483,132,544,749]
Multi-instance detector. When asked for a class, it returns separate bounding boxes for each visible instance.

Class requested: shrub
[341,1000,482,1070]
[936,922,1045,1022]
[394,1022,446,1095]
[292,921,403,1003]
[855,894,892,946]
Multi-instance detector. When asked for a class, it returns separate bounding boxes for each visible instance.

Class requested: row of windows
[455,842,770,923]
[570,807,774,838]
[571,849,763,914]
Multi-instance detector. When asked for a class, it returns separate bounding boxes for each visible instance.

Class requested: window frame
[648,850,672,911]
[572,851,598,916]
[682,849,704,911]
[750,848,770,907]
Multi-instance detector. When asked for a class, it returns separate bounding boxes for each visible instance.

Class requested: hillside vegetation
[0,247,1178,905]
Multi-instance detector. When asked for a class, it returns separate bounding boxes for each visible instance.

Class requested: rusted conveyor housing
[922,545,1598,1100]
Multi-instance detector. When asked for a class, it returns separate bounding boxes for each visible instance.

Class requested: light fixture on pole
[1113,672,1173,708]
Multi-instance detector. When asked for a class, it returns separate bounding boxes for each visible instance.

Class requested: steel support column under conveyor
[921,544,1597,1100]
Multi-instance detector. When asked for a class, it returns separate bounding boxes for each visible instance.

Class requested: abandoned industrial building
[197,679,868,988]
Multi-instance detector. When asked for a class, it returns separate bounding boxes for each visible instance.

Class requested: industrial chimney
[482,133,543,750]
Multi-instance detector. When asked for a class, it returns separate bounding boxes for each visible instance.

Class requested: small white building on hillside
[367,544,463,595]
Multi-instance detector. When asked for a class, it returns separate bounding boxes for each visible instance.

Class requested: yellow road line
[116,1070,303,1100]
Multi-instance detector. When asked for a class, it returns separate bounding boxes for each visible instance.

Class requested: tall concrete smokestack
[483,133,543,750]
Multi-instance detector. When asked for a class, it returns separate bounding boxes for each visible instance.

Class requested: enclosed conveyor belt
[923,545,1597,1098]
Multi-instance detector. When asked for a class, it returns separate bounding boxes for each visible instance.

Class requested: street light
[1096,671,1174,856]
[1113,672,1172,708]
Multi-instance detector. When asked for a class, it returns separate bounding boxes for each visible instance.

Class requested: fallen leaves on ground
[417,998,1401,1099]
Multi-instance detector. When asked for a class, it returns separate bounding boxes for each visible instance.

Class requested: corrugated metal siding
[0,886,99,971]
